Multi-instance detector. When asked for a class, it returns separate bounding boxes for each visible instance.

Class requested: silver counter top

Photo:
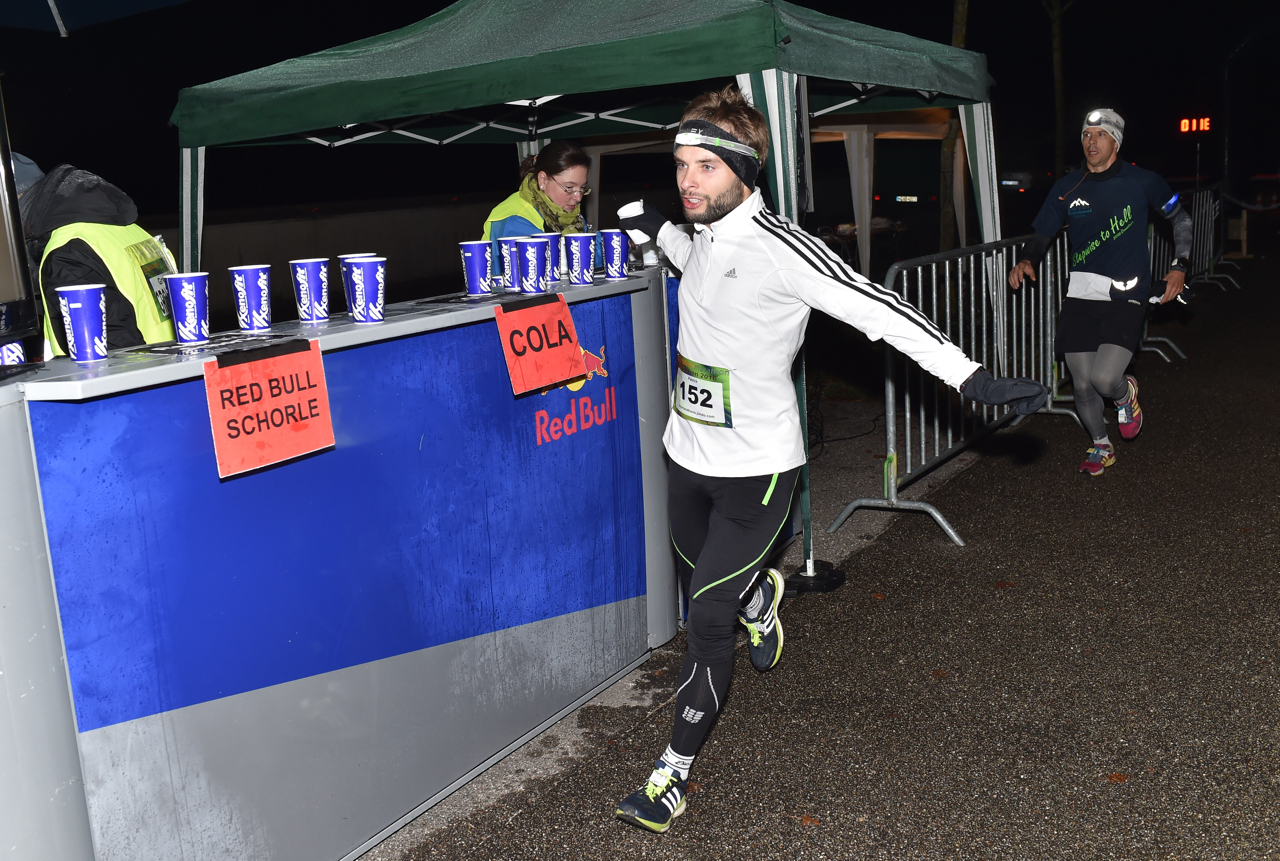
[12,271,657,402]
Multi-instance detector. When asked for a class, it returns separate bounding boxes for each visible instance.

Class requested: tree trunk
[939,0,969,251]
[1044,0,1073,177]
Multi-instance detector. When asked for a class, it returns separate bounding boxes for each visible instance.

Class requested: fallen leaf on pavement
[1107,773,1129,783]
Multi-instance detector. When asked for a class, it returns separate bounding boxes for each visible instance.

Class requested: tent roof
[170,0,990,149]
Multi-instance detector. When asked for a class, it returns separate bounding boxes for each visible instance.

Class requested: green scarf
[519,173,585,234]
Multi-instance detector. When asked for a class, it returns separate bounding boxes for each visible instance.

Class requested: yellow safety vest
[481,192,544,240]
[39,222,177,356]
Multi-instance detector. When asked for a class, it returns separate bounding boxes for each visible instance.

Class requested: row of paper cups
[53,254,387,363]
[459,230,629,297]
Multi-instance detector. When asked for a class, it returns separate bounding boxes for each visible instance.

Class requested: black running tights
[666,462,798,757]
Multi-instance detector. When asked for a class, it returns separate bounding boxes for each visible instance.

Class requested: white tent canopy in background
[810,106,971,277]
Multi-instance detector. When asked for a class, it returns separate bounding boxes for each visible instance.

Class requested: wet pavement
[371,253,1280,860]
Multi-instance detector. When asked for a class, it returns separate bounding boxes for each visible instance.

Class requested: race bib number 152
[674,354,732,427]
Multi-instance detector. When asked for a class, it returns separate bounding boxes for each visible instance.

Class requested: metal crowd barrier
[1186,185,1241,291]
[827,233,1075,546]
[830,188,1233,546]
[1144,217,1186,362]
[1041,230,1075,409]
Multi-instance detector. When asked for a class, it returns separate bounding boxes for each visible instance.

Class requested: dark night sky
[0,0,1275,223]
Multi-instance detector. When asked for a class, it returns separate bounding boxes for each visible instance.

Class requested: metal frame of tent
[170,0,1005,579]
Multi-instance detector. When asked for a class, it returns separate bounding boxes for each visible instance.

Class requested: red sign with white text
[493,294,588,395]
[202,339,335,478]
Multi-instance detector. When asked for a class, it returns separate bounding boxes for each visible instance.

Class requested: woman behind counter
[482,140,591,240]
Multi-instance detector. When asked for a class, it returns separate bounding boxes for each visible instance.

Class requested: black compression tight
[670,654,733,757]
[665,462,799,757]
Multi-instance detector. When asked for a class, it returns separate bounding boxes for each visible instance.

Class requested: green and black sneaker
[739,567,785,671]
[615,760,687,834]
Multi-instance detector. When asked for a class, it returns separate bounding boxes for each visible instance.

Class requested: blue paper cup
[0,340,26,365]
[564,233,595,286]
[229,265,272,333]
[337,253,376,310]
[342,256,387,324]
[459,241,493,296]
[601,230,629,280]
[516,238,549,295]
[497,238,522,293]
[55,284,109,362]
[288,258,330,323]
[532,232,563,283]
[162,273,211,346]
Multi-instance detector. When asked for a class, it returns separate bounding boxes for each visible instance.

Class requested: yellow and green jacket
[38,222,175,356]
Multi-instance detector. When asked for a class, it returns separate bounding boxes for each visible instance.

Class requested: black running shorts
[1055,297,1147,355]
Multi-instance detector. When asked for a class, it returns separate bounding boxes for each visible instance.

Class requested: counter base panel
[29,294,645,734]
[78,595,646,861]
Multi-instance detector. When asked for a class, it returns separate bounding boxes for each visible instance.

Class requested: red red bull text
[535,387,618,445]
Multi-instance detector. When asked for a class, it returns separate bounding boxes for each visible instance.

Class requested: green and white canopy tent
[170,0,1002,576]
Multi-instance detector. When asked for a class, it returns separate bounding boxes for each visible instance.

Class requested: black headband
[674,119,761,189]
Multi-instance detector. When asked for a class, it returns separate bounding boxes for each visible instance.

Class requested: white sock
[1093,436,1112,448]
[741,585,765,620]
[660,745,695,780]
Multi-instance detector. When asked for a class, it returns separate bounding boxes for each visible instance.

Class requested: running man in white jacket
[614,85,1047,834]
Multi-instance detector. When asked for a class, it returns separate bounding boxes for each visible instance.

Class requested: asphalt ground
[377,251,1280,860]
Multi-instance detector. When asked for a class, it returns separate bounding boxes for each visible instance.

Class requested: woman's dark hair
[518,140,591,181]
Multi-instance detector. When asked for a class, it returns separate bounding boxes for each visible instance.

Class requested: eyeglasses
[548,175,591,198]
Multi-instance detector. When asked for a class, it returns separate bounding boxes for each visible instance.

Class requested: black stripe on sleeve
[752,212,948,344]
[756,210,944,327]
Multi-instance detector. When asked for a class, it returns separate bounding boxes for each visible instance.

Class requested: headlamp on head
[1081,108,1124,149]
[674,131,760,160]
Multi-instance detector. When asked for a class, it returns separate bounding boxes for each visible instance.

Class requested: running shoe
[739,567,785,672]
[1116,375,1143,440]
[1079,443,1116,477]
[616,760,687,833]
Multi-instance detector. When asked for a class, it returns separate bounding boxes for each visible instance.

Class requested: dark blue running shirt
[1032,161,1179,299]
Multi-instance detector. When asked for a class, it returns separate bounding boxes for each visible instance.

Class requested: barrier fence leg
[1206,272,1243,289]
[1143,336,1186,360]
[827,499,966,547]
[826,452,966,547]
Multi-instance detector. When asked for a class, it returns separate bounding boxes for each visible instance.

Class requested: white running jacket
[658,190,980,478]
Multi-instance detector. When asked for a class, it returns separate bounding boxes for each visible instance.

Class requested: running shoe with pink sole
[1116,375,1143,440]
[1079,443,1116,476]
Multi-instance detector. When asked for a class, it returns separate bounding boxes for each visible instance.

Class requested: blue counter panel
[29,296,646,733]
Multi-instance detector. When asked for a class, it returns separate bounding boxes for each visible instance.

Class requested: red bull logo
[542,345,607,394]
[581,346,607,380]
[535,345,617,444]
[535,387,618,445]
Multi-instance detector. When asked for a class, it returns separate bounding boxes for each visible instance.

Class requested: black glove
[960,367,1048,415]
[618,203,669,243]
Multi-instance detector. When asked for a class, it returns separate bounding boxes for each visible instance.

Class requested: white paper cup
[617,200,649,244]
